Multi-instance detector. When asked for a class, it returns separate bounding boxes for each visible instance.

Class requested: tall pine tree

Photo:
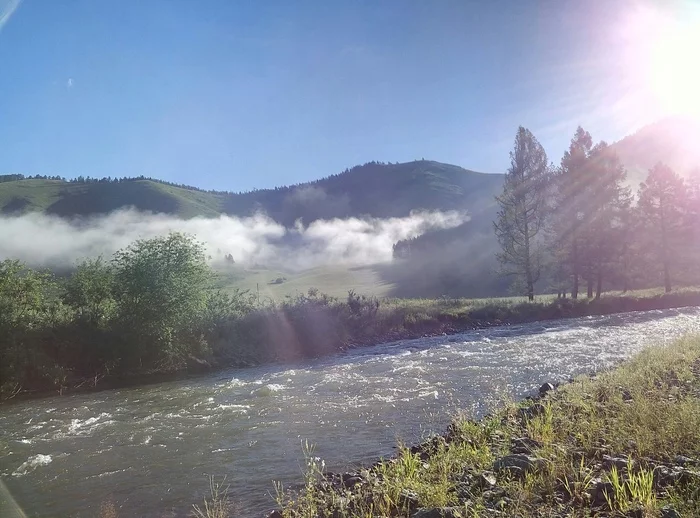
[638,163,688,293]
[494,127,550,301]
[551,127,593,299]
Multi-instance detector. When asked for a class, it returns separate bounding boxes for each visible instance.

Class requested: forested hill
[0,160,503,224]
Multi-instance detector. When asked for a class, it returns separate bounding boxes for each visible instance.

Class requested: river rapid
[2,307,700,517]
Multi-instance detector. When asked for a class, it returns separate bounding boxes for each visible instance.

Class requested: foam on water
[12,454,52,476]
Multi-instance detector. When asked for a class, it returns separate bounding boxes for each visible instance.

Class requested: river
[2,307,700,517]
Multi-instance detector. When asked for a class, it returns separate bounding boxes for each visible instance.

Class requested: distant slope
[0,160,503,223]
[612,116,700,187]
[0,179,225,218]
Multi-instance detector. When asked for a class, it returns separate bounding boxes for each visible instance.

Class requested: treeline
[495,126,700,300]
[0,172,237,195]
[0,174,66,183]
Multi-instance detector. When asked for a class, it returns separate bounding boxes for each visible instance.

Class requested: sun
[648,19,700,120]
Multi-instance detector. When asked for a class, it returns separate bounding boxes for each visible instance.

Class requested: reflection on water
[1,307,699,517]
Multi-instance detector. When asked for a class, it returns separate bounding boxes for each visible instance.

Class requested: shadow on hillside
[47,182,180,216]
[1,196,30,215]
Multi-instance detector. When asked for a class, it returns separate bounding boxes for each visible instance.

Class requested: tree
[494,127,550,301]
[111,233,213,368]
[638,163,688,293]
[63,257,115,324]
[551,127,594,299]
[582,142,631,298]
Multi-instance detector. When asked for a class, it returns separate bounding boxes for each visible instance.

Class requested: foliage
[494,126,550,300]
[638,162,689,293]
[111,233,213,369]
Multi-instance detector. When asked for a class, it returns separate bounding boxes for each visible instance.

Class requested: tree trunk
[572,239,579,299]
[587,263,593,299]
[595,260,603,299]
[660,201,672,293]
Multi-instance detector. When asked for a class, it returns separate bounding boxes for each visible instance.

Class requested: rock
[477,470,497,489]
[539,382,555,397]
[588,478,615,509]
[411,507,464,518]
[660,505,682,518]
[399,489,420,510]
[482,487,507,502]
[493,454,546,478]
[341,476,363,488]
[517,403,546,421]
[510,437,541,454]
[653,465,684,488]
[674,454,695,466]
[266,510,283,518]
[602,455,630,472]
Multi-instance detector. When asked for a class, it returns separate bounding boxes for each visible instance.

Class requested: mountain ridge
[0,160,504,224]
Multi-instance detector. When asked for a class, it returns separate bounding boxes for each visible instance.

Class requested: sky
[0,0,698,192]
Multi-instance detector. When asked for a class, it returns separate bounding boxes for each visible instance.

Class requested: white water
[1,307,699,517]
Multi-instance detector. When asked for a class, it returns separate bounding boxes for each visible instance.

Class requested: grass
[275,335,700,517]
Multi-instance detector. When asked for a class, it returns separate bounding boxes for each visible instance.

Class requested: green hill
[0,160,503,222]
[0,178,225,218]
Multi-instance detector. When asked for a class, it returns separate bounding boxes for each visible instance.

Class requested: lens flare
[648,18,700,119]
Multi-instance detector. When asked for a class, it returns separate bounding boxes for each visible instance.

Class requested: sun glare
[648,18,700,120]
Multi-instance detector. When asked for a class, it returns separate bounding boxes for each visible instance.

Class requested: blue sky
[0,0,694,191]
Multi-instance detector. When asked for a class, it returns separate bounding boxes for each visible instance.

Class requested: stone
[660,505,682,518]
[517,403,546,421]
[510,436,541,454]
[674,454,695,466]
[477,471,497,488]
[493,454,546,477]
[411,507,464,518]
[341,476,363,488]
[399,489,420,510]
[539,382,555,397]
[588,478,615,509]
[602,455,630,472]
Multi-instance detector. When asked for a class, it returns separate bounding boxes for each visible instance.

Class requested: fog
[0,209,468,270]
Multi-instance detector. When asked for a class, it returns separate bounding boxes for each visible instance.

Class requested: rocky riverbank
[270,335,700,517]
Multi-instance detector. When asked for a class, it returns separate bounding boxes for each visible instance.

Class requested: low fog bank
[0,209,469,270]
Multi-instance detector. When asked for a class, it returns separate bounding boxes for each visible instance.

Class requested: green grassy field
[215,262,700,309]
[215,265,396,300]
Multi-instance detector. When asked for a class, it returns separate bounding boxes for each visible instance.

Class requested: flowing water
[2,307,700,517]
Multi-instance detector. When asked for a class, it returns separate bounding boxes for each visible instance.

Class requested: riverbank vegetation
[3,234,700,400]
[274,335,700,517]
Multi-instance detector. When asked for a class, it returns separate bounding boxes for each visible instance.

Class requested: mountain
[0,160,503,224]
[611,116,700,187]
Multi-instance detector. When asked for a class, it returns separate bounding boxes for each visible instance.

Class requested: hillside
[611,116,700,187]
[0,161,503,223]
